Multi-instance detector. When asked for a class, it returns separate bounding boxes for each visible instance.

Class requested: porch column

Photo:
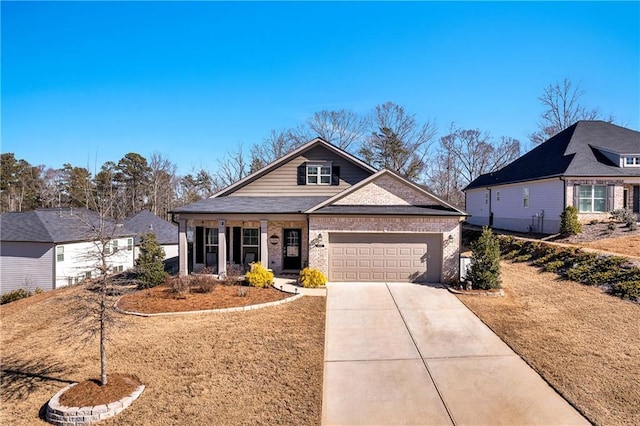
[178,218,188,277]
[260,220,269,269]
[218,220,227,277]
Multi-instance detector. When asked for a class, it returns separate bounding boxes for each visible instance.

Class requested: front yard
[0,285,325,425]
[458,261,640,426]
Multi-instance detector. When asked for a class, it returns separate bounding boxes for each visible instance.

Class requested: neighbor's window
[523,188,529,208]
[578,185,606,213]
[127,238,133,251]
[496,191,500,202]
[112,240,118,253]
[485,192,489,205]
[56,246,64,262]
[307,164,331,185]
[624,156,640,166]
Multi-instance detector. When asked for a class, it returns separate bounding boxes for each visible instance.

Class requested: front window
[56,246,64,262]
[242,228,259,264]
[307,164,331,185]
[523,188,529,208]
[578,185,606,212]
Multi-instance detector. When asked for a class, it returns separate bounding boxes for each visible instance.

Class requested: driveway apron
[321,282,589,426]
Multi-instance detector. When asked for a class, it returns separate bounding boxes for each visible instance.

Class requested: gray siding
[0,242,55,293]
[232,146,372,196]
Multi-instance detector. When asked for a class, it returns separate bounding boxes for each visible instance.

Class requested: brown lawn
[0,284,325,425]
[458,261,640,426]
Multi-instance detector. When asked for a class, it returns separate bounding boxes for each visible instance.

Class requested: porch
[177,218,309,277]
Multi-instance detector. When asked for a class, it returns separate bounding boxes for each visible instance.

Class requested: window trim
[577,184,607,213]
[307,163,332,185]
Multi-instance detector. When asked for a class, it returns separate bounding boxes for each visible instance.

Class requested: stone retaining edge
[447,286,505,297]
[46,382,145,425]
[114,293,303,317]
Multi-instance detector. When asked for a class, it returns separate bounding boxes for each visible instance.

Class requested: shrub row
[498,235,640,302]
[1,287,43,305]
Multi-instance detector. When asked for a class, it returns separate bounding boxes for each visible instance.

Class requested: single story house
[123,210,179,260]
[171,138,467,283]
[464,121,640,234]
[0,208,135,294]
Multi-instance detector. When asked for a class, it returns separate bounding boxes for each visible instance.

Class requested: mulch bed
[59,374,141,407]
[117,283,292,314]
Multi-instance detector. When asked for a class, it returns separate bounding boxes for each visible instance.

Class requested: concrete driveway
[321,282,589,425]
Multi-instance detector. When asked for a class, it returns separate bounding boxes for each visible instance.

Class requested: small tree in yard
[136,232,167,289]
[468,227,502,290]
[560,206,582,236]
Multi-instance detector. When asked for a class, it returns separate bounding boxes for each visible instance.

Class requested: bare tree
[149,152,178,219]
[426,125,520,205]
[62,199,128,386]
[530,77,614,144]
[307,109,369,151]
[249,130,302,172]
[359,102,437,180]
[215,144,249,187]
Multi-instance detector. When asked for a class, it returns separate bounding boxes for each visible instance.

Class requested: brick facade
[335,174,437,206]
[565,179,625,223]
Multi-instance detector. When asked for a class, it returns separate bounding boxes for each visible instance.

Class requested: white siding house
[0,208,135,295]
[465,122,640,234]
[123,210,178,261]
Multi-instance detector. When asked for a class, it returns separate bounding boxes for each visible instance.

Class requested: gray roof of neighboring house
[123,210,178,246]
[171,196,331,214]
[313,205,466,216]
[465,121,640,190]
[0,208,135,243]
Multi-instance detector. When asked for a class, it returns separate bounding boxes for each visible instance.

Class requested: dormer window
[624,156,640,167]
[297,162,340,186]
[307,164,332,185]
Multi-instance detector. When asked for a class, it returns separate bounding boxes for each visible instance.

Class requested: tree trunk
[100,285,107,386]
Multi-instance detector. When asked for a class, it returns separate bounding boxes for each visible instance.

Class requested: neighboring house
[465,121,640,234]
[123,210,179,260]
[0,208,135,294]
[171,138,467,283]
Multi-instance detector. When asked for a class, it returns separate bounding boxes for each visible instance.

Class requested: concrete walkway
[322,282,589,425]
[273,277,326,296]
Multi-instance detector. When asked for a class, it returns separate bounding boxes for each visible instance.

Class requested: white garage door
[329,233,442,282]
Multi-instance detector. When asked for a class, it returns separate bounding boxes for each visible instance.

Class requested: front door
[283,229,302,270]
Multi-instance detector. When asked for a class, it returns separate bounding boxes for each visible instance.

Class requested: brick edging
[114,293,303,317]
[46,382,144,425]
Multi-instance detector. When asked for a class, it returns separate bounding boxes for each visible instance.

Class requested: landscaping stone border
[447,286,504,297]
[46,382,144,425]
[115,293,303,317]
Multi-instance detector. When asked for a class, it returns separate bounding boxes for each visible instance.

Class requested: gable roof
[212,138,378,197]
[308,169,467,216]
[465,121,640,190]
[0,208,134,243]
[123,210,178,246]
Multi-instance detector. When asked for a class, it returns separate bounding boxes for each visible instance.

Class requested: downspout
[487,187,492,228]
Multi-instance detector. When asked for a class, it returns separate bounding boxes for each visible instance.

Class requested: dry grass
[458,261,640,426]
[1,284,325,425]
[580,234,640,259]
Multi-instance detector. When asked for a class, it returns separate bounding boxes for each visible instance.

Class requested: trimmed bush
[610,208,635,224]
[299,267,327,288]
[610,281,640,301]
[245,262,274,288]
[560,206,582,236]
[468,227,502,290]
[136,233,168,289]
[1,288,32,305]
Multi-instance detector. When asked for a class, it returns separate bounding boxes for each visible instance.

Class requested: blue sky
[2,1,639,175]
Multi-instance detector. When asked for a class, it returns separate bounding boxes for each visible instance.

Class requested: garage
[328,233,442,282]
